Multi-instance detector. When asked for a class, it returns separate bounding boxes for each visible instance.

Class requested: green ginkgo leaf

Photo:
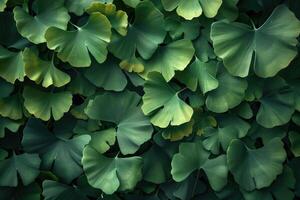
[45,13,111,67]
[178,58,218,93]
[161,120,194,141]
[82,145,143,194]
[23,86,72,121]
[67,71,96,97]
[289,131,300,157]
[65,0,113,15]
[256,77,295,128]
[85,91,153,155]
[161,0,222,20]
[84,57,127,92]
[13,0,70,44]
[0,93,24,120]
[227,138,286,191]
[0,77,13,98]
[216,0,239,21]
[109,1,166,60]
[0,117,22,138]
[142,39,195,82]
[206,66,247,113]
[0,0,7,11]
[211,5,300,77]
[22,119,91,182]
[0,151,41,187]
[23,48,70,88]
[88,128,116,154]
[86,2,128,36]
[171,140,228,191]
[42,180,89,200]
[0,45,24,83]
[202,115,250,154]
[122,0,140,7]
[142,72,193,128]
[241,166,295,200]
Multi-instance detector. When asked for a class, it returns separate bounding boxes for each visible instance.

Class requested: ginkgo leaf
[23,48,70,88]
[142,39,195,82]
[65,0,113,15]
[85,91,153,155]
[82,145,143,194]
[0,151,41,187]
[206,66,247,113]
[161,0,223,20]
[289,131,300,157]
[0,117,22,138]
[256,77,295,128]
[22,119,91,182]
[45,13,111,67]
[0,0,7,11]
[177,58,218,93]
[202,115,250,154]
[0,93,24,120]
[109,1,166,60]
[0,45,24,83]
[227,138,286,191]
[23,86,72,121]
[211,5,300,77]
[84,57,127,92]
[122,0,140,7]
[161,120,194,141]
[13,0,70,44]
[142,72,193,128]
[171,140,228,191]
[86,2,128,36]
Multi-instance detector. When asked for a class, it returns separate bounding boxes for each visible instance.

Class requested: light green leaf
[85,91,153,155]
[45,13,111,67]
[109,1,166,60]
[0,0,7,11]
[171,140,228,191]
[211,5,300,77]
[142,72,193,128]
[84,57,127,92]
[206,67,247,113]
[22,119,91,182]
[13,0,70,44]
[86,2,128,36]
[142,39,195,82]
[227,138,286,191]
[178,58,218,93]
[88,128,116,154]
[161,120,194,141]
[23,86,72,121]
[161,0,222,20]
[23,48,70,88]
[82,145,142,194]
[0,45,24,83]
[0,152,41,187]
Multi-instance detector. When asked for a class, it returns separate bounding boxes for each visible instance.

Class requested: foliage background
[0,0,300,199]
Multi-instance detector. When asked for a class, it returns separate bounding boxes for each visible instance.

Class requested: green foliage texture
[0,0,300,199]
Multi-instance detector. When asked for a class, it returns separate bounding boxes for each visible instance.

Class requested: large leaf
[211,5,300,77]
[0,117,22,138]
[0,46,24,83]
[109,1,166,60]
[13,0,70,44]
[22,119,91,182]
[82,145,142,194]
[0,93,24,120]
[142,39,195,82]
[171,140,228,191]
[161,0,222,20]
[23,86,72,121]
[85,91,153,155]
[227,138,286,191]
[142,72,193,128]
[0,151,41,187]
[45,13,111,67]
[23,48,70,88]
